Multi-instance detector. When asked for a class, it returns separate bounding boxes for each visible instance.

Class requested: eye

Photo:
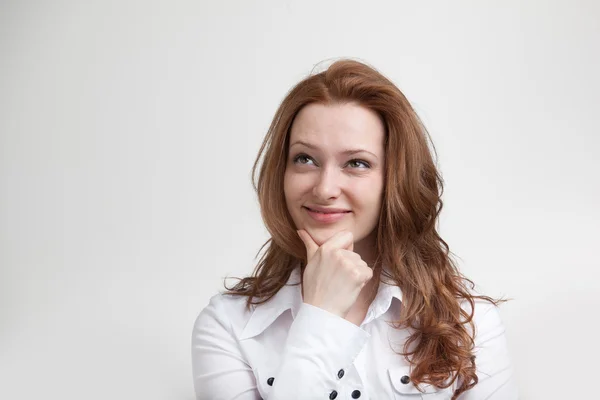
[292,153,315,166]
[347,159,371,169]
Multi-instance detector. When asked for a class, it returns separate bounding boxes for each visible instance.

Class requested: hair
[224,58,502,399]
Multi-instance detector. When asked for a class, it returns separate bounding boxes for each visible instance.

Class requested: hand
[297,229,373,320]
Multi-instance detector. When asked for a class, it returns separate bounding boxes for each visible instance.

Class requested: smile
[303,206,351,223]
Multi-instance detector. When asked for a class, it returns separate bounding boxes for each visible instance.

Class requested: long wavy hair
[224,58,501,399]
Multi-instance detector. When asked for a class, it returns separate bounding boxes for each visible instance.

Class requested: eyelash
[292,153,371,169]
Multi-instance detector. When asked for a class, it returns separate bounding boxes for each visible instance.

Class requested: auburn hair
[224,59,501,398]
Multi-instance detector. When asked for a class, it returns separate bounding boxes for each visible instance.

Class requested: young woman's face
[284,102,386,247]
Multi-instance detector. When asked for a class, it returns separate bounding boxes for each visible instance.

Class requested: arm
[191,295,370,400]
[268,302,370,399]
[191,295,259,400]
[459,302,519,399]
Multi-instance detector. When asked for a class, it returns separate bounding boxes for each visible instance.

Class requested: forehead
[289,102,385,151]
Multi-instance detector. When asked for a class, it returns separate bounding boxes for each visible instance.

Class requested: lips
[303,206,351,224]
[304,206,351,214]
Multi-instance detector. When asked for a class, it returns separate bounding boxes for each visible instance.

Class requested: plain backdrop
[1,1,599,399]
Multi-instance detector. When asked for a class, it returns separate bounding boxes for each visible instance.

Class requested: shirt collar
[363,267,403,324]
[239,266,303,340]
[239,264,403,340]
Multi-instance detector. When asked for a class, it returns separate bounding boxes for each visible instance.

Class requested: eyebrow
[289,140,379,159]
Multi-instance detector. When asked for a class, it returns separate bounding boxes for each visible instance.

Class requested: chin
[305,226,355,246]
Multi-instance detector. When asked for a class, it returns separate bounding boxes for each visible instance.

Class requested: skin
[283,102,386,324]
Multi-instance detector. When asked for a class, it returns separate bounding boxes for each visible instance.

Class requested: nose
[312,166,342,200]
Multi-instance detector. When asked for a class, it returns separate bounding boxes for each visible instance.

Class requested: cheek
[284,171,312,199]
[284,170,295,191]
[283,172,293,205]
[350,178,384,212]
[283,172,304,214]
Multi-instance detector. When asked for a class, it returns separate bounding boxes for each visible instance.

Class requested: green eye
[348,159,371,169]
[293,154,314,165]
[292,154,370,169]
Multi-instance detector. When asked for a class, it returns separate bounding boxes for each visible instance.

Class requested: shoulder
[192,292,255,340]
[458,298,517,396]
[460,297,507,344]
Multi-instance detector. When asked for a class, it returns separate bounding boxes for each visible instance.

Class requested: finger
[322,230,354,252]
[363,266,374,282]
[338,249,361,260]
[297,229,319,260]
[346,235,354,252]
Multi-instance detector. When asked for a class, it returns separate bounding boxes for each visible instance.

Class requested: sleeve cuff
[284,302,371,373]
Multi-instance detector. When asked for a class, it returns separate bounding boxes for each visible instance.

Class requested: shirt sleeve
[191,295,259,400]
[458,302,519,399]
[191,296,370,400]
[268,303,371,399]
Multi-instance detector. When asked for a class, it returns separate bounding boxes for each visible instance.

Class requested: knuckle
[341,257,352,269]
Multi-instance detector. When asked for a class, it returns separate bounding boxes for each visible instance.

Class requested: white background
[1,1,599,399]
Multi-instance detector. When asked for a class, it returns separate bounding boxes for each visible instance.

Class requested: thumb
[297,229,319,260]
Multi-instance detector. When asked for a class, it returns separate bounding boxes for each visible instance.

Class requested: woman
[191,59,517,399]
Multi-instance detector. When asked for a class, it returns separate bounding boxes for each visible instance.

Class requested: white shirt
[191,266,518,399]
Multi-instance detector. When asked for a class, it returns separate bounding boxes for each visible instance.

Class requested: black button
[351,389,361,398]
[329,390,338,399]
[267,377,274,386]
[337,369,344,379]
[400,375,410,384]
